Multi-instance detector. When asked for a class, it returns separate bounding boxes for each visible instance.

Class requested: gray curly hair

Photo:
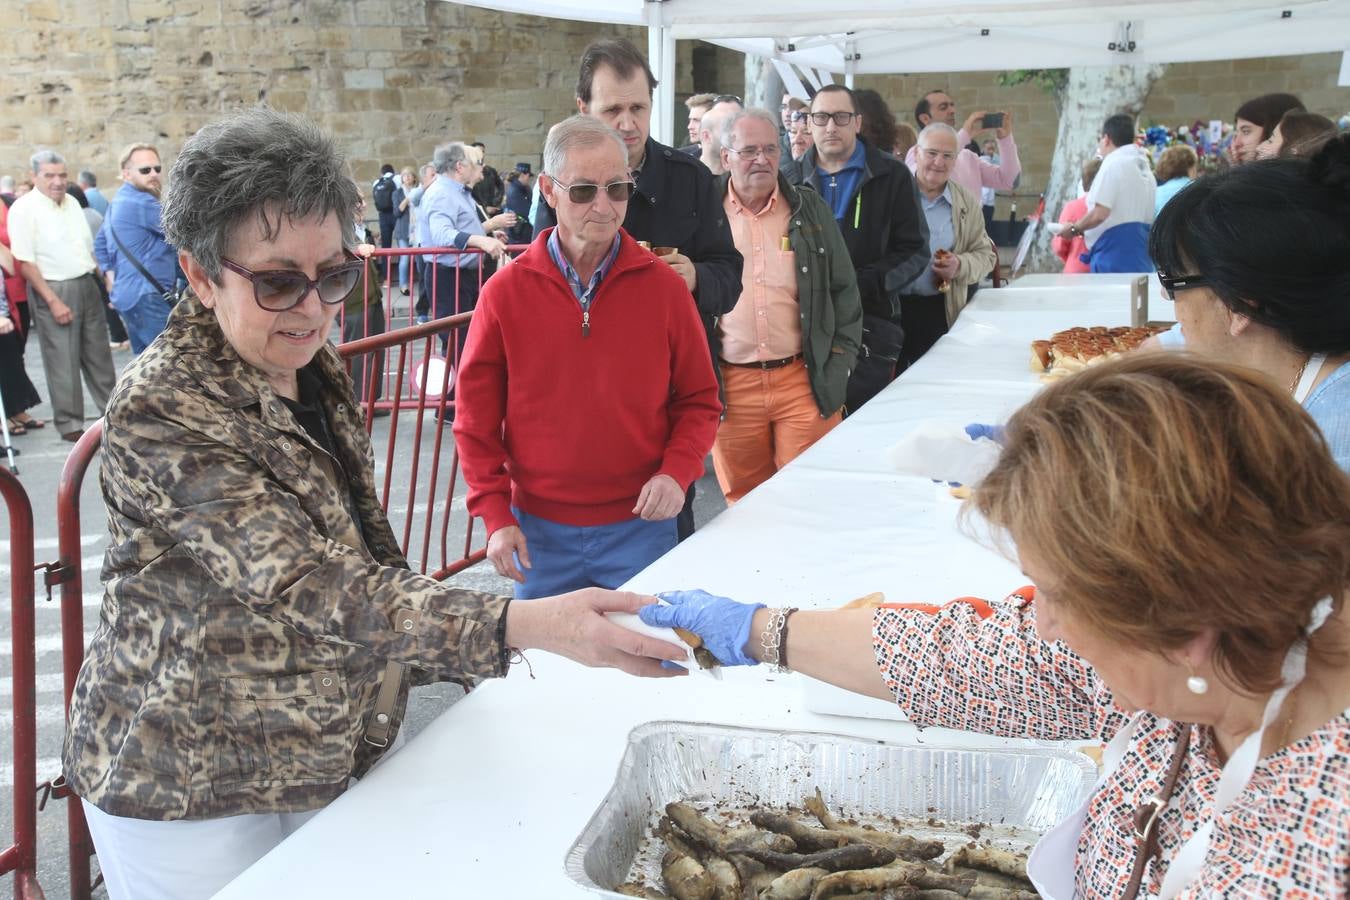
[160,106,359,281]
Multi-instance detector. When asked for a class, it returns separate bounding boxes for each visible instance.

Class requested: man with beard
[94,143,177,354]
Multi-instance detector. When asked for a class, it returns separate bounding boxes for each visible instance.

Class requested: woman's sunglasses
[1156,271,1208,300]
[547,177,636,204]
[220,255,365,312]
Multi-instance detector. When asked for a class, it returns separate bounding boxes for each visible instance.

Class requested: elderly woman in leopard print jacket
[61,107,688,900]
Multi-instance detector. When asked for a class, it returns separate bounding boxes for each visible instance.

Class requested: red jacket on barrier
[454,228,722,535]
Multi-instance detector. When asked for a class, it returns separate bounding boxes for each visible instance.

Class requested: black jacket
[781,139,929,320]
[533,137,744,348]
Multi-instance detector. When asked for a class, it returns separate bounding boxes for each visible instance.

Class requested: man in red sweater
[454,116,722,599]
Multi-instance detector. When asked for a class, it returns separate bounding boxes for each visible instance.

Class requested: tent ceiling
[453,0,1350,73]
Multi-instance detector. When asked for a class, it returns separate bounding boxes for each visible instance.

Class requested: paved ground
[0,293,728,898]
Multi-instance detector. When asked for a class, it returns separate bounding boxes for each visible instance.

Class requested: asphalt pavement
[0,295,728,898]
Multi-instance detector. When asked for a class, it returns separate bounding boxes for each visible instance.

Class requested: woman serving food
[643,353,1350,897]
[62,107,687,900]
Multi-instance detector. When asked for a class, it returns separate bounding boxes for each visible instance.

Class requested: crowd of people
[0,31,1343,900]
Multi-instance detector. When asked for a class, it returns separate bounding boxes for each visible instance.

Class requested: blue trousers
[511,507,677,600]
[120,291,175,355]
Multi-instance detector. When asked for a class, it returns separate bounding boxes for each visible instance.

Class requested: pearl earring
[1186,673,1209,695]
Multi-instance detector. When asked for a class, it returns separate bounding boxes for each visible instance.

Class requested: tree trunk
[1023,63,1166,274]
[743,54,784,114]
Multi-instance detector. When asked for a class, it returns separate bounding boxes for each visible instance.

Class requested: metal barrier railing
[340,246,525,421]
[0,468,44,899]
[40,311,480,898]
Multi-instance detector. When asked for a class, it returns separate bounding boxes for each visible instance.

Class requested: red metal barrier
[45,313,484,896]
[340,246,526,421]
[53,424,102,900]
[339,313,486,578]
[0,468,44,899]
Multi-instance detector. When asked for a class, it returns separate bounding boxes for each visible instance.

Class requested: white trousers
[82,730,405,899]
[82,800,321,900]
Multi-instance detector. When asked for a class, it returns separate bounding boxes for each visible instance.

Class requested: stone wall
[3,1,1347,216]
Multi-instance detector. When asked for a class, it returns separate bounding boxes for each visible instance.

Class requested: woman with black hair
[1149,133,1350,469]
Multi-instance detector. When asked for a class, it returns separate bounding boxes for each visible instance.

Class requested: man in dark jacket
[535,37,744,541]
[780,84,928,410]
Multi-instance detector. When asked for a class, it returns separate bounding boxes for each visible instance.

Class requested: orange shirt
[718,183,802,364]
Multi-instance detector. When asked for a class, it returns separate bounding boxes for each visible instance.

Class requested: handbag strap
[1122,724,1192,900]
[107,223,171,297]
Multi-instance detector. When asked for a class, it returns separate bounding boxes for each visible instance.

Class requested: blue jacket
[94,186,176,311]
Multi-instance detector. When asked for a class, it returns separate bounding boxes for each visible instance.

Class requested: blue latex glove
[963,423,1006,444]
[639,590,765,667]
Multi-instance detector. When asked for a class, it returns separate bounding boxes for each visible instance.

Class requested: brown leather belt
[721,353,803,371]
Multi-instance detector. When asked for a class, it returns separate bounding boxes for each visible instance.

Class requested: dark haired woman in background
[854,88,899,156]
[1228,92,1303,164]
[1150,134,1350,469]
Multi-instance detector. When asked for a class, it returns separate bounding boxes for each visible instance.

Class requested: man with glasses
[698,95,743,176]
[7,148,117,441]
[94,143,177,355]
[535,37,743,542]
[417,141,510,369]
[782,84,928,411]
[711,108,861,502]
[456,115,720,599]
[896,124,997,368]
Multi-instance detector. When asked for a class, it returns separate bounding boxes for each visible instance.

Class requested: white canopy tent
[452,0,1350,144]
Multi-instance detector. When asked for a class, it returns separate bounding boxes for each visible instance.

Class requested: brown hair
[1154,145,1197,183]
[968,353,1350,695]
[576,38,657,105]
[1234,92,1303,141]
[854,89,898,154]
[1275,109,1338,158]
[1080,157,1102,192]
[685,92,717,111]
[893,123,918,160]
[119,142,159,171]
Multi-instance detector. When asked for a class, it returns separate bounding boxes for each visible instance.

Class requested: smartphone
[981,112,1005,129]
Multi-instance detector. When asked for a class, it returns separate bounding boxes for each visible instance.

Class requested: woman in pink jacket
[1052,158,1101,274]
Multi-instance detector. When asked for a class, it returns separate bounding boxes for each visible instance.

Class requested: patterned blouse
[871,588,1350,898]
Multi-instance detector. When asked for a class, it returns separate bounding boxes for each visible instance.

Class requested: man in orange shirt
[711,108,862,502]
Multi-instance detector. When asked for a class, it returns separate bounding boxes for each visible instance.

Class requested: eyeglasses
[220,255,365,312]
[136,165,163,175]
[1156,271,1208,300]
[919,148,958,163]
[547,177,636,204]
[808,111,857,127]
[728,144,781,161]
[714,94,743,105]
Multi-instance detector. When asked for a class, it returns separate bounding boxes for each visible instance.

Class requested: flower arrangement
[1138,120,1233,172]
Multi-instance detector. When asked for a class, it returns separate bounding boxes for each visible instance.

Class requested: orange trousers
[712,361,842,504]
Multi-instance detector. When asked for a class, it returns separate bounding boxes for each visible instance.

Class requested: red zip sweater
[453,228,722,534]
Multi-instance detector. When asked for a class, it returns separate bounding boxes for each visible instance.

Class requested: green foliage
[997,69,1069,100]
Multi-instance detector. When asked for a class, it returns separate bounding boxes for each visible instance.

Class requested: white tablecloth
[217,286,1135,898]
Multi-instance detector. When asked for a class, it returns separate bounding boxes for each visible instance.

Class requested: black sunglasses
[1157,271,1208,300]
[548,177,635,204]
[714,94,743,105]
[136,165,163,175]
[220,255,365,312]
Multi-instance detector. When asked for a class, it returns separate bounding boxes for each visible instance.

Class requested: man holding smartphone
[907,90,1020,200]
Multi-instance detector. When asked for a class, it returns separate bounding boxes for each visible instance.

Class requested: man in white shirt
[8,150,116,441]
[1055,114,1157,273]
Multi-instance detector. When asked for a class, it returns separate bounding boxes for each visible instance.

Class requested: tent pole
[645,3,675,145]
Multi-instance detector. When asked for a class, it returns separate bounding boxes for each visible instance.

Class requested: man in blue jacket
[93,143,177,354]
